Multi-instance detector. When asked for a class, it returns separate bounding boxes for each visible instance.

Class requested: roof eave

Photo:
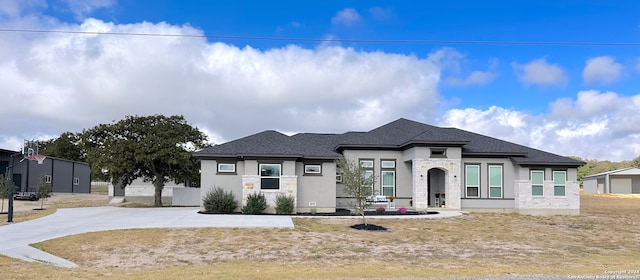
[514,161,585,167]
[463,152,528,157]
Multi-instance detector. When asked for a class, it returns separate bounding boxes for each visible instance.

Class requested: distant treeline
[569,156,640,183]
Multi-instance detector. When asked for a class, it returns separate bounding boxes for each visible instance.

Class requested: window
[531,170,544,196]
[260,164,281,189]
[553,171,566,196]
[336,174,342,183]
[381,160,396,169]
[465,165,480,197]
[363,170,374,195]
[430,148,447,158]
[488,165,503,198]
[360,160,374,168]
[360,159,374,195]
[304,164,322,174]
[381,171,395,196]
[217,163,236,173]
[44,175,52,183]
[73,178,79,185]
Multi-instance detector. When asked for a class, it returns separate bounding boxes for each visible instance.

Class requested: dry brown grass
[2,193,640,279]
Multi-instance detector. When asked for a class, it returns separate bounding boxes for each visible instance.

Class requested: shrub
[202,186,238,213]
[275,193,295,214]
[375,207,386,214]
[242,192,267,214]
[397,207,407,214]
[36,176,53,210]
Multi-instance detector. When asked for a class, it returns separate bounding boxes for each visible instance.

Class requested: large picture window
[260,164,281,189]
[465,165,480,197]
[553,171,566,196]
[488,165,503,198]
[531,170,544,196]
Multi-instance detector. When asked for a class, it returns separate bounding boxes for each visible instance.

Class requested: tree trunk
[1,198,4,213]
[153,180,164,207]
[40,198,44,210]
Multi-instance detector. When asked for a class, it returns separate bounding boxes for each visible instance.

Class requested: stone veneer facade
[412,158,462,210]
[242,175,298,213]
[514,179,580,215]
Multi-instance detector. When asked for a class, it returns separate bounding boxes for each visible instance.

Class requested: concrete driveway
[0,206,294,267]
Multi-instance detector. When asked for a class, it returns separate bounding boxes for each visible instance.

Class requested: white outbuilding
[583,167,640,194]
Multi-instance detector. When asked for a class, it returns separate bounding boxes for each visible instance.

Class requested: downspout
[51,158,55,192]
[25,158,29,193]
[71,162,75,193]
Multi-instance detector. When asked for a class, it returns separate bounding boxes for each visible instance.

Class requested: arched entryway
[427,168,446,207]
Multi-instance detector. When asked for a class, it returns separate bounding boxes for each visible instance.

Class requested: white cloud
[3,11,640,163]
[331,8,361,27]
[59,0,115,19]
[549,90,622,120]
[512,58,568,87]
[440,91,640,161]
[0,0,47,18]
[0,17,442,149]
[369,7,392,21]
[582,56,623,85]
[445,59,498,87]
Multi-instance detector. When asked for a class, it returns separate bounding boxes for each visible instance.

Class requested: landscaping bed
[198,208,439,216]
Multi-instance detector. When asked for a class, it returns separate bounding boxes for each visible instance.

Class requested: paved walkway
[0,207,461,268]
[0,206,294,268]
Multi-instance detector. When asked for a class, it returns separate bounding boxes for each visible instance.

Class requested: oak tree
[82,115,208,206]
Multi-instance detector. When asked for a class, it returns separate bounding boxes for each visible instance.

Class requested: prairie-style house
[194,119,583,215]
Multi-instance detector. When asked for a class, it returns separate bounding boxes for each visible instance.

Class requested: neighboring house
[583,168,640,194]
[0,148,91,193]
[194,119,584,215]
[109,178,200,206]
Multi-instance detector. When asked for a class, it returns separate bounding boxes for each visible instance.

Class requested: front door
[428,168,445,207]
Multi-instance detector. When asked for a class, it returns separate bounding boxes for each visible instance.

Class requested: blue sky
[1,0,640,161]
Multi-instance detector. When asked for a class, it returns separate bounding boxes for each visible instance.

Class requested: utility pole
[7,153,22,223]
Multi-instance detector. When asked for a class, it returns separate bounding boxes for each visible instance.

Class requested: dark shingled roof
[194,118,583,166]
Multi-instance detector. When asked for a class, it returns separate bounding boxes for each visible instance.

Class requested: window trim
[217,162,236,174]
[430,148,447,158]
[553,170,566,196]
[381,170,395,197]
[380,160,396,169]
[336,174,342,183]
[304,164,322,175]
[531,170,544,196]
[73,177,79,185]
[259,163,282,190]
[359,159,374,168]
[488,165,503,198]
[363,169,374,195]
[465,164,480,198]
[44,175,52,184]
